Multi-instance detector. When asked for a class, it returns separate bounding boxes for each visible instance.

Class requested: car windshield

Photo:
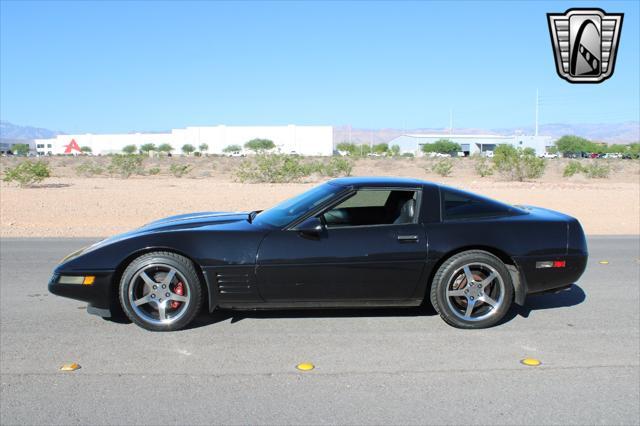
[254,183,342,228]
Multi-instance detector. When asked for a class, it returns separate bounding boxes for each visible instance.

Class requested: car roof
[328,176,434,188]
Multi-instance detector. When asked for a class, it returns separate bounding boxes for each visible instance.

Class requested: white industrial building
[388,134,555,156]
[34,125,333,156]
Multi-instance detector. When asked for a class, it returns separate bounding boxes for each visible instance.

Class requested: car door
[255,187,428,303]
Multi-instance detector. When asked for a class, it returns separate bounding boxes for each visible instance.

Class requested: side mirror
[294,216,324,238]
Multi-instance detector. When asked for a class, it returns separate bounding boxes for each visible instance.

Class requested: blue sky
[1,0,638,133]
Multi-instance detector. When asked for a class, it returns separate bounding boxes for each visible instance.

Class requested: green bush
[108,155,144,178]
[235,154,352,183]
[169,163,191,178]
[148,167,161,175]
[140,143,156,154]
[421,139,461,155]
[11,143,30,156]
[336,142,359,156]
[75,161,104,177]
[372,143,389,154]
[181,144,196,155]
[583,162,610,179]
[244,139,275,153]
[157,143,173,154]
[493,145,546,181]
[401,152,415,158]
[316,157,353,177]
[3,160,51,187]
[474,157,494,177]
[236,154,311,183]
[122,144,137,155]
[555,135,591,156]
[432,158,454,177]
[563,160,584,177]
[223,144,242,153]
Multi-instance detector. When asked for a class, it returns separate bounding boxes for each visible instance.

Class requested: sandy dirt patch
[1,157,638,237]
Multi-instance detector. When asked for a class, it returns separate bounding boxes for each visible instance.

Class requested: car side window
[442,188,517,220]
[323,189,418,228]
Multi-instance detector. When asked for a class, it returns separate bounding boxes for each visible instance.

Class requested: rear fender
[507,264,527,305]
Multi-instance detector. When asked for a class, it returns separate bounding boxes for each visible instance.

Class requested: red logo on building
[64,139,81,154]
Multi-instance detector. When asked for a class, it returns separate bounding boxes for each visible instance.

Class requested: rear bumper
[515,253,588,295]
[48,270,115,314]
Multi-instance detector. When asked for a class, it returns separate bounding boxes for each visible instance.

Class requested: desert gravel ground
[0,237,638,425]
[1,157,639,237]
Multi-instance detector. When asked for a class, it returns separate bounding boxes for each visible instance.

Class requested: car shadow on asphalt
[186,304,439,330]
[507,283,587,322]
[105,284,586,330]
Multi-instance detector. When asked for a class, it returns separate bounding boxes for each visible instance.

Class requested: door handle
[397,235,419,242]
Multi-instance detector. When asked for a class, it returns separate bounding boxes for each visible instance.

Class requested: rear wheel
[119,252,203,331]
[430,250,513,329]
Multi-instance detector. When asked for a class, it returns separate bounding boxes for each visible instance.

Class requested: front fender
[58,228,268,312]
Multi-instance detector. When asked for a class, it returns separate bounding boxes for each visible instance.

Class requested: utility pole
[535,89,539,137]
[370,131,373,153]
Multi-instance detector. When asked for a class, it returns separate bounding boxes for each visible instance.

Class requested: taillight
[536,260,566,269]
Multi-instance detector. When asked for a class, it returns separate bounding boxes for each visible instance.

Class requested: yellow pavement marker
[599,260,609,264]
[296,362,315,371]
[520,358,541,367]
[59,362,81,371]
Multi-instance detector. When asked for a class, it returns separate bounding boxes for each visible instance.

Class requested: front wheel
[119,251,203,331]
[430,250,513,329]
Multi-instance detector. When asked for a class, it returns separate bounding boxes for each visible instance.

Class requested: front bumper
[48,270,116,315]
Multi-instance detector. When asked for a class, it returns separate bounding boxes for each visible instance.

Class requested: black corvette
[49,177,588,331]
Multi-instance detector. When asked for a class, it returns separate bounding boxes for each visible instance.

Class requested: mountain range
[0,121,62,140]
[1,120,638,144]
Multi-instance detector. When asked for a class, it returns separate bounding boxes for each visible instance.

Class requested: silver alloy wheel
[445,262,505,322]
[128,263,191,326]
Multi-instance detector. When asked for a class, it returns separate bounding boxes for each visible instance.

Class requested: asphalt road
[1,237,638,425]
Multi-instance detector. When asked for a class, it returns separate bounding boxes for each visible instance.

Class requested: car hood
[67,211,251,262]
[140,211,250,230]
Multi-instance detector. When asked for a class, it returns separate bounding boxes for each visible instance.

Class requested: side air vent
[216,272,251,294]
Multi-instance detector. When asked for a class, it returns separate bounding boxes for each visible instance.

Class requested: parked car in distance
[49,177,588,332]
[481,151,494,158]
[225,151,245,157]
[427,152,451,158]
[540,152,558,159]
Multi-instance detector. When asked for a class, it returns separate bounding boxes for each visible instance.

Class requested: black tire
[119,251,203,331]
[430,250,513,329]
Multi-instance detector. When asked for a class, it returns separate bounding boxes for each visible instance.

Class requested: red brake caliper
[171,282,184,309]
